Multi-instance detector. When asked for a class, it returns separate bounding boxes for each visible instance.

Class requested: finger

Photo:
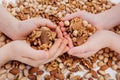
[55,27,63,38]
[65,35,73,48]
[61,27,66,32]
[17,57,42,67]
[68,42,90,56]
[62,46,70,53]
[62,11,94,23]
[20,41,48,60]
[59,21,66,33]
[54,39,68,57]
[49,39,62,57]
[59,21,64,27]
[48,39,68,62]
[70,49,97,58]
[34,18,57,29]
[68,40,98,58]
[62,12,80,21]
[63,32,67,36]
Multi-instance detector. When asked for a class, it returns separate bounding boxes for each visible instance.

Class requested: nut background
[0,0,120,80]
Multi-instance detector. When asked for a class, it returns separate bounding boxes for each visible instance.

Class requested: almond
[28,74,37,80]
[97,70,106,76]
[9,68,19,75]
[90,70,98,78]
[91,56,97,63]
[36,70,44,75]
[100,65,109,71]
[55,73,64,80]
[88,77,93,80]
[107,59,112,67]
[29,67,39,74]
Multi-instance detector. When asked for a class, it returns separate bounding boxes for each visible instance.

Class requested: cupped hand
[68,30,113,58]
[61,11,104,30]
[11,18,63,40]
[1,38,68,67]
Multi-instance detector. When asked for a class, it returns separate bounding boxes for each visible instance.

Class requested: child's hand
[0,38,68,67]
[68,30,113,58]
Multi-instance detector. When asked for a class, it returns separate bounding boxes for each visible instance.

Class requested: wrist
[95,13,108,30]
[1,18,21,40]
[95,30,114,48]
[108,31,120,52]
[0,6,22,40]
[7,19,21,40]
[9,20,22,40]
[0,45,12,67]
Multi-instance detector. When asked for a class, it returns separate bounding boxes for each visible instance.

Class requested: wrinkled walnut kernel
[65,18,96,46]
[27,27,56,50]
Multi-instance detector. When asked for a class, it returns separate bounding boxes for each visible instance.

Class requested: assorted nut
[64,18,96,46]
[9,68,19,75]
[0,0,119,80]
[26,27,57,50]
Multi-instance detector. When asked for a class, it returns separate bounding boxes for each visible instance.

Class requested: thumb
[62,11,95,24]
[21,41,49,60]
[28,18,57,29]
[36,18,57,29]
[68,42,97,58]
[62,12,80,21]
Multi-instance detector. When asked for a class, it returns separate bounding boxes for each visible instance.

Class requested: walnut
[27,27,56,50]
[65,18,96,46]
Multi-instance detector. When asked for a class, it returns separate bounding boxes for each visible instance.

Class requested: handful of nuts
[27,27,57,50]
[64,18,96,46]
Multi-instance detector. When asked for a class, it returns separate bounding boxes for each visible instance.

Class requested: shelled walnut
[64,18,96,46]
[26,27,56,50]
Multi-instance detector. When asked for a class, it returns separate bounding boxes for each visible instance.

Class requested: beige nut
[64,20,70,26]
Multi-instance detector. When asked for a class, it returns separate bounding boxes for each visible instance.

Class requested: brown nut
[29,67,39,74]
[9,68,19,75]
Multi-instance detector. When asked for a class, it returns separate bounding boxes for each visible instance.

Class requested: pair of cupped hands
[0,11,117,67]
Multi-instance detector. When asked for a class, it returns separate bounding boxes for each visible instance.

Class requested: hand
[0,38,68,67]
[7,18,63,40]
[0,6,63,40]
[61,11,105,30]
[68,30,113,58]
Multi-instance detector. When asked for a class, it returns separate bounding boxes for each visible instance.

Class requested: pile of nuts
[0,33,11,47]
[26,27,56,50]
[0,0,120,80]
[64,18,96,46]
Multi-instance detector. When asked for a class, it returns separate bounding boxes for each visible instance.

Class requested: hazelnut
[83,20,88,26]
[73,30,78,37]
[64,20,70,26]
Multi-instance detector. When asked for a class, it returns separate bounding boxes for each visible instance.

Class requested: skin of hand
[61,3,120,30]
[0,5,63,40]
[59,3,120,58]
[0,5,69,67]
[0,38,68,67]
[68,30,120,58]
